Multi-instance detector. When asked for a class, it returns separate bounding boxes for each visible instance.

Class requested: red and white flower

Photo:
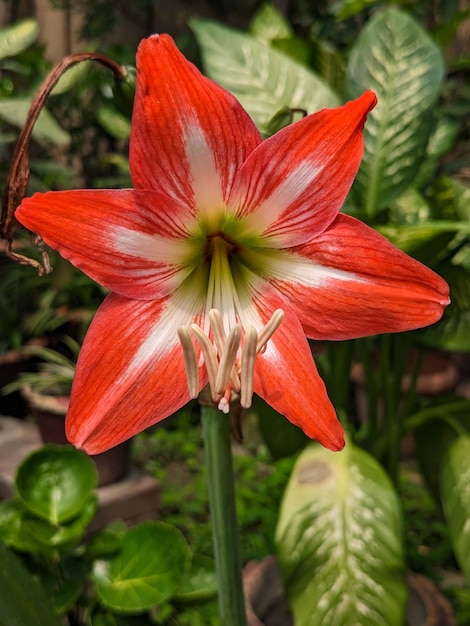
[15,35,449,454]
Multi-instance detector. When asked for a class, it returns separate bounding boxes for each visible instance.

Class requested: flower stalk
[201,400,247,626]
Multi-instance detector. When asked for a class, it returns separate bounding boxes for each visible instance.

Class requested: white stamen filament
[215,325,241,394]
[189,324,219,401]
[240,326,258,409]
[177,327,199,398]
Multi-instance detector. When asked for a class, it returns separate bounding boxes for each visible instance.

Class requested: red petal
[66,292,206,454]
[273,214,450,340]
[130,34,262,216]
[252,288,344,451]
[229,91,377,247]
[16,189,195,300]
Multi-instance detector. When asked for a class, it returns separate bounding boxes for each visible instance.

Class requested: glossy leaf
[16,445,97,525]
[191,19,339,132]
[0,19,39,60]
[0,499,40,553]
[172,554,217,606]
[345,8,445,217]
[93,522,190,612]
[0,98,70,145]
[97,105,131,140]
[440,436,470,584]
[276,442,407,626]
[25,496,97,549]
[0,539,62,626]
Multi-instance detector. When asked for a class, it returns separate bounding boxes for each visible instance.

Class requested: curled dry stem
[0,52,127,274]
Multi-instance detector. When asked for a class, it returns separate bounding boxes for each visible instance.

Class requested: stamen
[208,308,227,355]
[190,323,219,401]
[240,326,258,409]
[256,309,285,354]
[215,324,241,394]
[177,326,199,399]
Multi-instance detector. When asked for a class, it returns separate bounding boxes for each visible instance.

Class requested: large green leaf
[276,442,407,626]
[93,522,190,612]
[345,8,445,217]
[440,436,470,584]
[191,19,339,132]
[0,98,70,145]
[16,445,97,525]
[0,19,39,60]
[0,539,62,626]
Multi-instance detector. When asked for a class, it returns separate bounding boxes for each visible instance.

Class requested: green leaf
[93,522,190,613]
[172,554,217,607]
[16,445,97,525]
[276,442,407,626]
[249,3,292,42]
[25,496,97,549]
[440,436,470,584]
[345,8,445,217]
[419,264,470,351]
[336,0,380,21]
[256,396,308,460]
[0,499,41,553]
[50,61,90,96]
[191,19,339,132]
[0,539,62,626]
[97,105,131,139]
[0,19,39,60]
[0,98,70,145]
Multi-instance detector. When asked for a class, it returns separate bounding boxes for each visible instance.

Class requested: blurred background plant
[1,0,470,624]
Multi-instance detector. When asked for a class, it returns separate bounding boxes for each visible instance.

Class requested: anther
[240,326,258,409]
[215,325,241,394]
[190,324,219,401]
[256,309,285,354]
[177,327,199,399]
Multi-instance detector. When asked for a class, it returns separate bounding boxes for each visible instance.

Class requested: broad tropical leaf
[440,436,470,584]
[191,19,339,132]
[345,8,445,217]
[276,442,407,626]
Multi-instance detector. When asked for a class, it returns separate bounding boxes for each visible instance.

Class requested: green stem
[201,403,247,626]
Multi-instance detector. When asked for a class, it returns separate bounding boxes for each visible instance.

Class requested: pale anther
[190,324,219,401]
[177,326,199,399]
[215,325,241,394]
[256,309,285,354]
[240,326,258,409]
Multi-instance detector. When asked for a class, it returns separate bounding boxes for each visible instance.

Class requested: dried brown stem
[0,52,127,274]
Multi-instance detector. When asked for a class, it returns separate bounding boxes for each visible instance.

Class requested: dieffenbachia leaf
[344,8,445,217]
[276,442,407,626]
[440,436,470,584]
[191,19,339,132]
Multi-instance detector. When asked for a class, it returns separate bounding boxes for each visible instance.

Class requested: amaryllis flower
[15,35,449,455]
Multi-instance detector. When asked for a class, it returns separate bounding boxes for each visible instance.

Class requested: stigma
[178,308,284,412]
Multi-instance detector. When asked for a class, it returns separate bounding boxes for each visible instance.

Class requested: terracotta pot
[243,557,456,626]
[22,385,131,487]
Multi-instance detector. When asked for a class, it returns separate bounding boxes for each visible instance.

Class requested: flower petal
[16,189,196,300]
[130,34,262,221]
[263,214,450,340]
[229,91,377,247]
[66,292,206,454]
[251,287,344,451]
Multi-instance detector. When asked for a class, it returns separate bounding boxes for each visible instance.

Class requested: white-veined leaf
[191,19,339,132]
[276,442,407,626]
